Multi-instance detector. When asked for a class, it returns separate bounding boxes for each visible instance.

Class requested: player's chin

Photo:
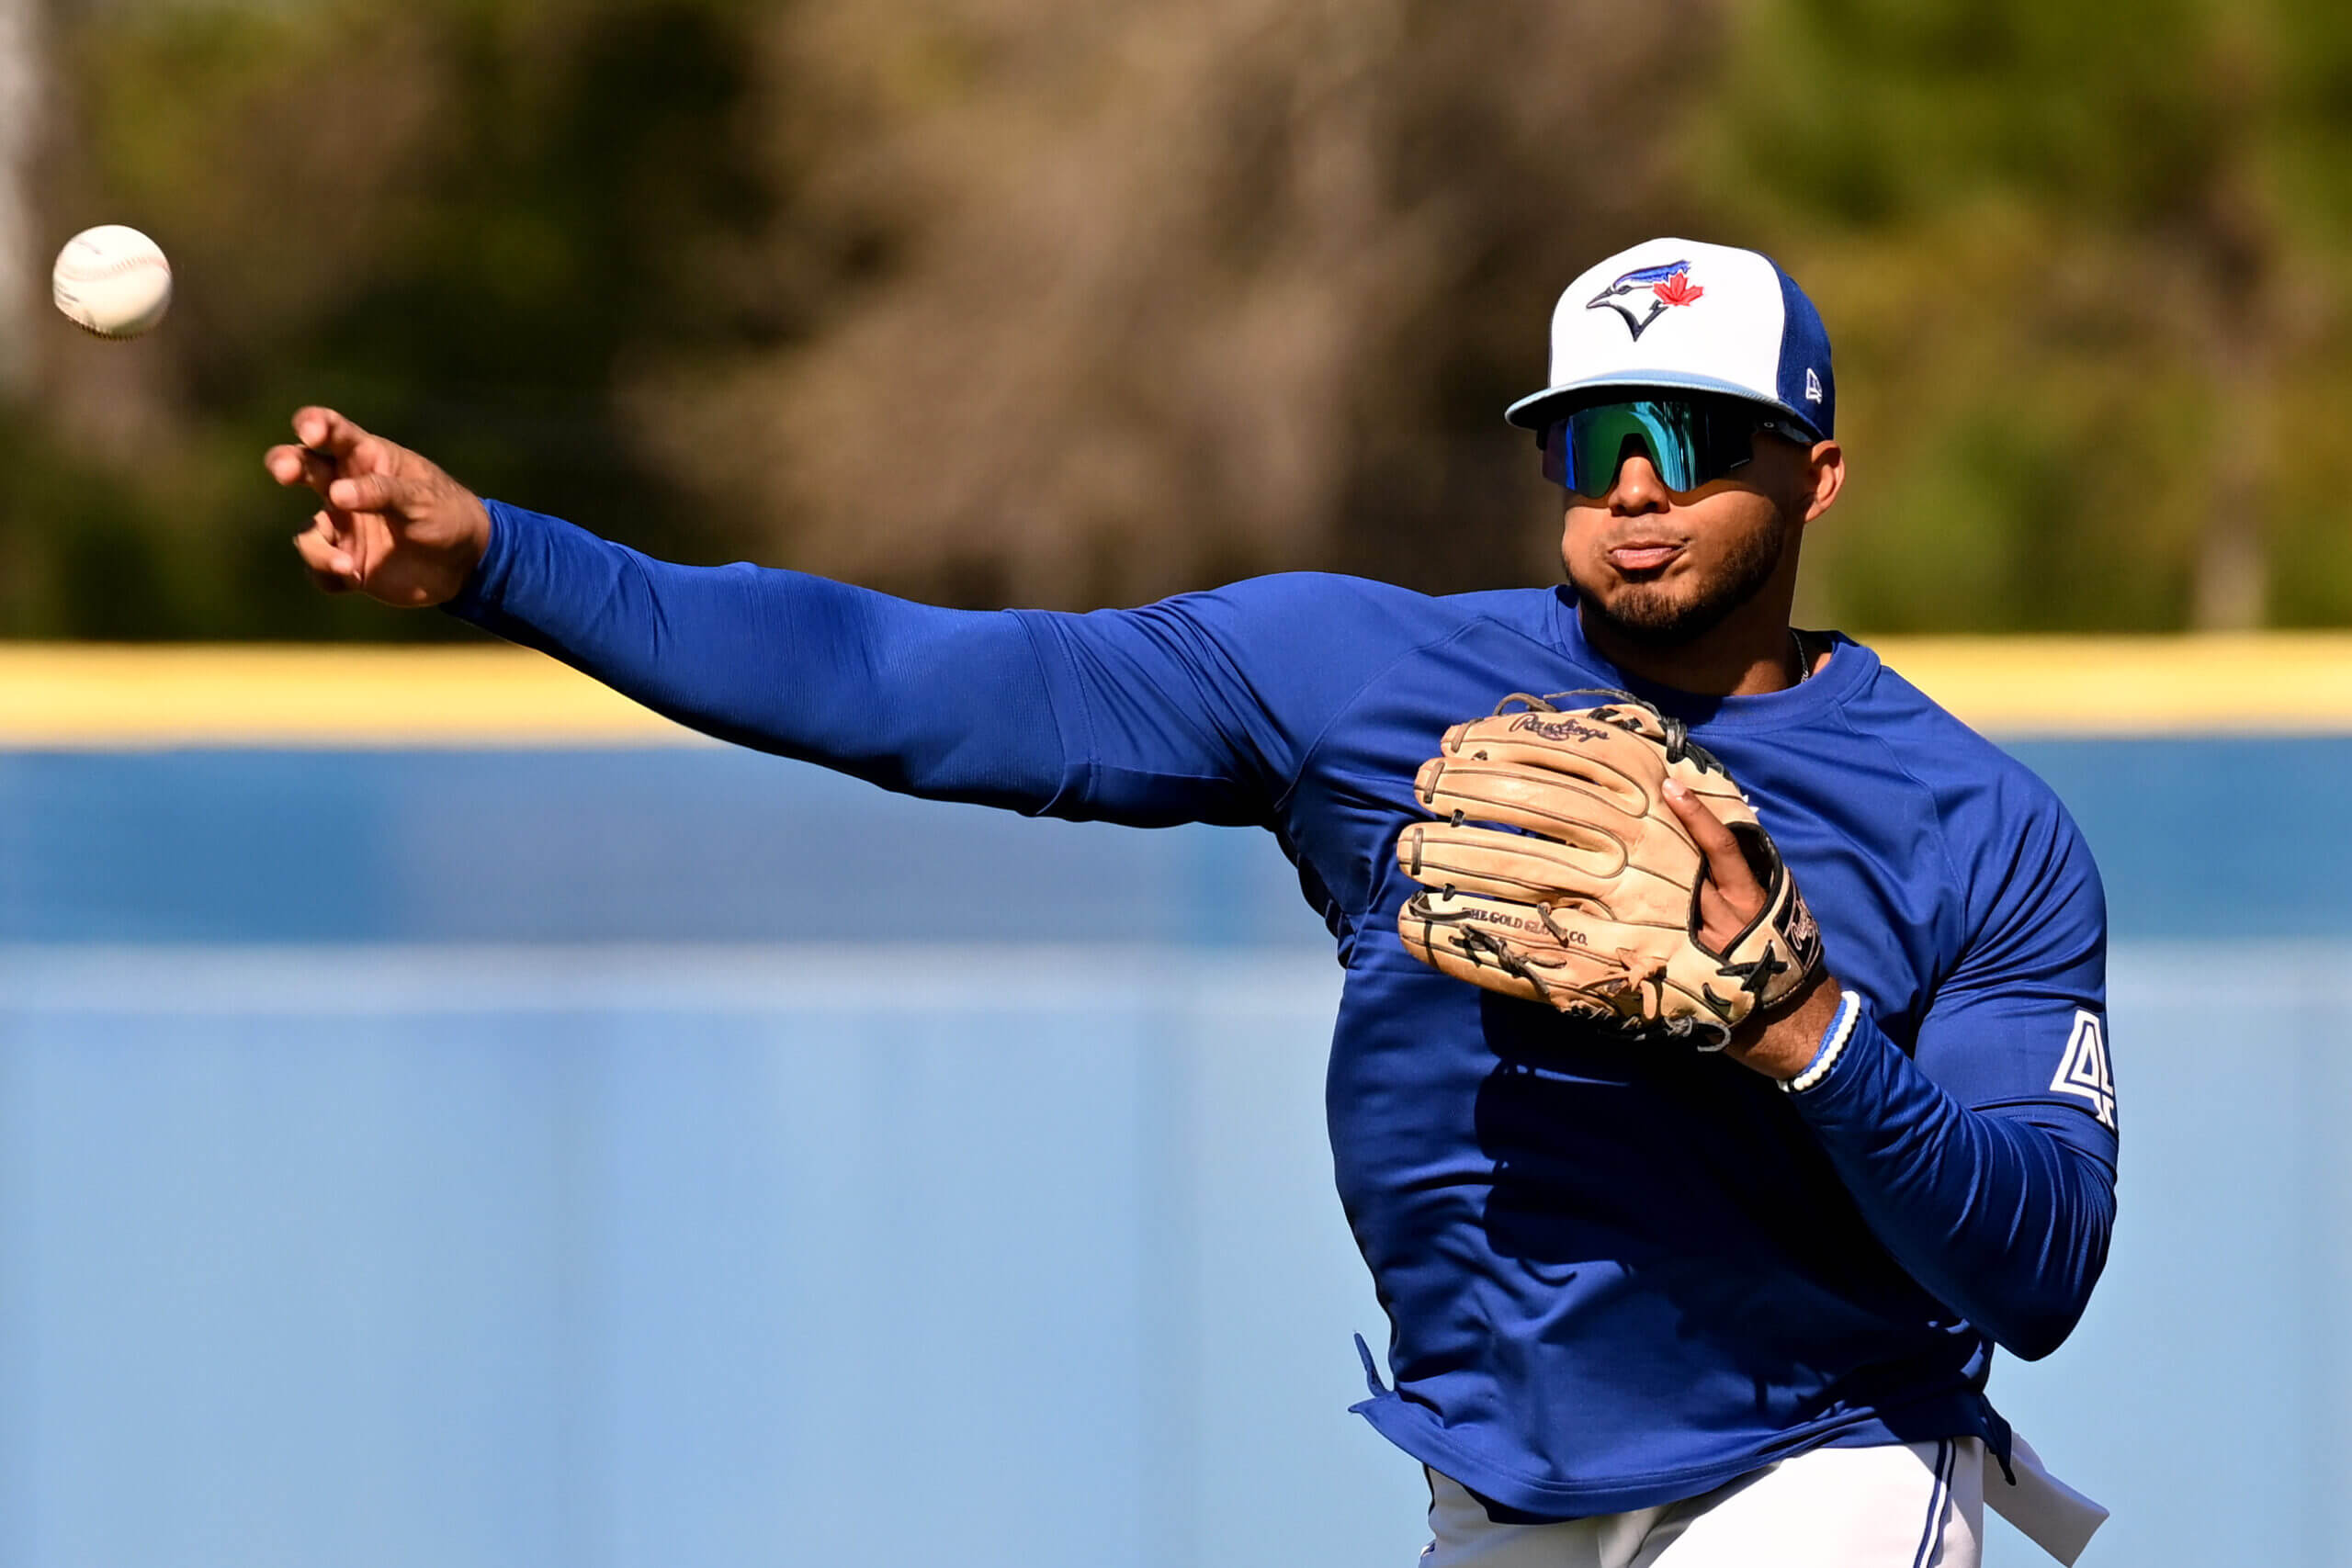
[1578,565,1682,612]
[1585,582,1723,647]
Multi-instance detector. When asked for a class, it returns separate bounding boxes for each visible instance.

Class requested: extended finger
[264,442,345,499]
[288,405,379,460]
[1663,780,1762,907]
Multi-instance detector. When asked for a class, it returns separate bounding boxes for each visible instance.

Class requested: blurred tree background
[2,0,2348,638]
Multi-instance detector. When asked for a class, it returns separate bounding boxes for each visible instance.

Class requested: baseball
[52,225,173,339]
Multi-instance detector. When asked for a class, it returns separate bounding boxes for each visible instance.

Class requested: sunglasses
[1541,397,1812,499]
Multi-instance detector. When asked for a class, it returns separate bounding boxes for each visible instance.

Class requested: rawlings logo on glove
[1394,691,1824,1049]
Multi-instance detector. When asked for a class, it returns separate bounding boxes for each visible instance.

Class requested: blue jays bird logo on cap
[1587,261,1704,341]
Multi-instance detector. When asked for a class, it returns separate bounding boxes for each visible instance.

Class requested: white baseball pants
[1421,1438,1983,1568]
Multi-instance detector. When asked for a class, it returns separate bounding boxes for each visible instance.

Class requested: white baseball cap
[1504,238,1836,440]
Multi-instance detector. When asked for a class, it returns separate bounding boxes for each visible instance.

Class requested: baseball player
[267,238,2117,1566]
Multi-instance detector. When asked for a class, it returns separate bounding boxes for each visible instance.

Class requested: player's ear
[1799,441,1844,525]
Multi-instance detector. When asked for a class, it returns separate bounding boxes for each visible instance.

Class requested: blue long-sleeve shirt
[451,501,2119,1517]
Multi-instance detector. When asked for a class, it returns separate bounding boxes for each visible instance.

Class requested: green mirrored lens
[1557,401,1706,496]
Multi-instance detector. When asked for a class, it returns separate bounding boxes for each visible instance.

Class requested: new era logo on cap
[1506,238,1836,440]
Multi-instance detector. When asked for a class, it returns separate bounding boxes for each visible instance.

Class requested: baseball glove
[1394,691,1824,1047]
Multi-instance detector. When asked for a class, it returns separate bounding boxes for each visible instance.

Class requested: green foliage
[9,0,2352,636]
[14,0,814,639]
[1692,0,2352,630]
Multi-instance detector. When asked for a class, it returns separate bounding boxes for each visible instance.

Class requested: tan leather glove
[1396,692,1825,1048]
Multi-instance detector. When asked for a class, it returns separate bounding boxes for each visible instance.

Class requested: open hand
[266,408,491,608]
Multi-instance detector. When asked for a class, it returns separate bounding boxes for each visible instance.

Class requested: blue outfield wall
[6,739,2350,945]
[0,740,2348,1567]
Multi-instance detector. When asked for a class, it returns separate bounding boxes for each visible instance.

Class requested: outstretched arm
[266,408,1346,825]
[268,408,1069,808]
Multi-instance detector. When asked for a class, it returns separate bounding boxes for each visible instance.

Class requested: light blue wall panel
[0,948,1419,1568]
[3,942,2345,1568]
[3,739,2348,1566]
[1981,945,2352,1568]
[0,751,1330,948]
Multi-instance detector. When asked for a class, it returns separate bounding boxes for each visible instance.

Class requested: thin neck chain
[1789,627,1814,686]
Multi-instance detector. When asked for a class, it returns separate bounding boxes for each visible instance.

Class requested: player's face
[1558,433,1826,649]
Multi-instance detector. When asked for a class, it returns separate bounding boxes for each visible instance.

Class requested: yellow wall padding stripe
[0,645,698,748]
[1871,634,2352,736]
[3,635,2351,748]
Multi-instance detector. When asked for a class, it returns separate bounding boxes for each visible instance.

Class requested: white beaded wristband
[1781,989,1862,1095]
